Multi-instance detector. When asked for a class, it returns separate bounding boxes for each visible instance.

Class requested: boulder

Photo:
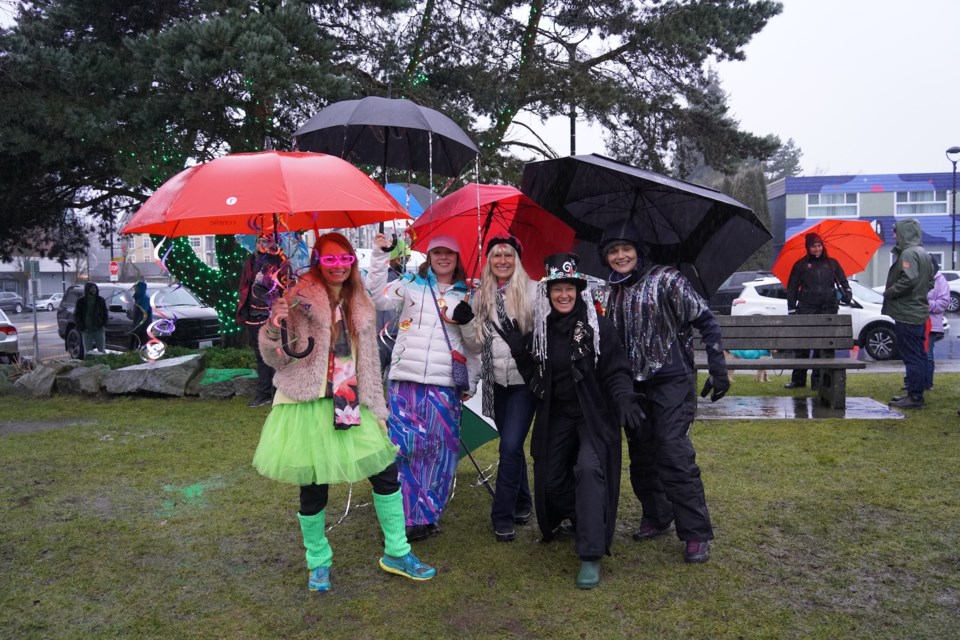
[56,364,111,395]
[232,376,259,398]
[13,361,81,397]
[103,354,207,397]
[198,380,236,399]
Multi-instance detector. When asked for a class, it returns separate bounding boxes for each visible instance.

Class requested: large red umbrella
[121,151,410,237]
[771,219,883,286]
[407,183,575,280]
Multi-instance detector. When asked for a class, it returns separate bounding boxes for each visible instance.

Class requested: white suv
[938,270,960,312]
[730,277,924,361]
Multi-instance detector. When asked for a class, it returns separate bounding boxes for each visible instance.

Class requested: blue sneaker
[308,566,331,592]
[378,552,437,581]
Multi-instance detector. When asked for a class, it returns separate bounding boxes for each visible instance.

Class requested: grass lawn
[2,372,960,639]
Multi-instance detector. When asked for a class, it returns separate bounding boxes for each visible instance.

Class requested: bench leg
[816,369,847,410]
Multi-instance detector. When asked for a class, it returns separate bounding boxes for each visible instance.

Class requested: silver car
[0,308,19,363]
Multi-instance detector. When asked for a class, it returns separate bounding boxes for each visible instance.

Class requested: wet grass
[1,373,959,639]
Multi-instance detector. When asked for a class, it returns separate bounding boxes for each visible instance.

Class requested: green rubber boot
[372,489,411,559]
[297,510,332,591]
[576,560,601,590]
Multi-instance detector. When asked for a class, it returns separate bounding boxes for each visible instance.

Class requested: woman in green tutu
[253,231,436,592]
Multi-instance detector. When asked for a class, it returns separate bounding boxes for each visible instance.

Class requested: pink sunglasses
[318,253,356,267]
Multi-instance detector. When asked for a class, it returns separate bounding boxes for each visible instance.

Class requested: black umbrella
[293,96,479,178]
[520,154,772,297]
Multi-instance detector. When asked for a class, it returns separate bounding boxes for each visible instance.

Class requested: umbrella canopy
[407,183,576,280]
[771,219,882,286]
[520,154,772,297]
[385,182,439,218]
[121,151,410,237]
[293,96,480,177]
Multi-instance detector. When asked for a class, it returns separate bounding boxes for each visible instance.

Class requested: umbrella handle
[384,235,398,253]
[279,319,314,358]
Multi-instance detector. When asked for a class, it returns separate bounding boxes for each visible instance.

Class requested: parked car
[0,308,18,363]
[707,270,775,315]
[57,282,222,359]
[729,277,931,361]
[939,270,960,313]
[29,292,64,312]
[0,291,25,315]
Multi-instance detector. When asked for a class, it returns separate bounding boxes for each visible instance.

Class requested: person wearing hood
[883,219,934,409]
[784,232,853,390]
[495,253,642,589]
[369,232,480,542]
[598,219,728,564]
[73,282,108,356]
[923,259,951,391]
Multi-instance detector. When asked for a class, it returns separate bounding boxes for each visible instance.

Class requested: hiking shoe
[307,566,331,592]
[494,526,516,542]
[554,520,575,536]
[889,396,925,409]
[575,560,601,589]
[426,523,442,536]
[405,525,430,542]
[379,552,437,581]
[783,382,804,389]
[513,509,532,525]
[248,397,271,408]
[684,540,710,563]
[632,520,674,541]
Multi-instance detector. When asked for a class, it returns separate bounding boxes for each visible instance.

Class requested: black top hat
[542,253,588,291]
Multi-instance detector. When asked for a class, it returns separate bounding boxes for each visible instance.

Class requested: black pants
[790,304,837,387]
[544,403,607,560]
[248,323,275,402]
[299,463,401,516]
[628,373,713,542]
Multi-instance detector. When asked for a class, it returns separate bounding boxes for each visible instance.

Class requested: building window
[127,236,136,249]
[189,236,201,248]
[807,193,858,218]
[895,190,948,215]
[929,251,945,269]
[143,237,151,249]
[205,236,215,250]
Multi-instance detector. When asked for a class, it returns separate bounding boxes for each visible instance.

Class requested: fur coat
[259,277,388,421]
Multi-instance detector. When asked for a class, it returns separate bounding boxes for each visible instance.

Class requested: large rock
[103,354,207,397]
[198,380,236,399]
[56,364,111,395]
[13,361,81,397]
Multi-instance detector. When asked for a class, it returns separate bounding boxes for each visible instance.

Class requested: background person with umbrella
[369,232,479,542]
[598,219,728,564]
[252,232,437,592]
[460,235,538,542]
[782,232,853,390]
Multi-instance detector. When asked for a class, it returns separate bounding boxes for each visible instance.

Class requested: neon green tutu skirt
[252,398,399,486]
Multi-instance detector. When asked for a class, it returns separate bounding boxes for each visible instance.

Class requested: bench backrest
[696,314,856,351]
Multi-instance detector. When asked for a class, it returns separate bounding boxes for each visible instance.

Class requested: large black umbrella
[520,154,772,297]
[293,96,480,178]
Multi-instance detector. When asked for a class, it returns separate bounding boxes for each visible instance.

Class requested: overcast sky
[519,0,960,177]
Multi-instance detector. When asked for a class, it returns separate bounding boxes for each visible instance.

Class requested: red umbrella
[771,219,882,286]
[407,184,575,279]
[121,151,410,237]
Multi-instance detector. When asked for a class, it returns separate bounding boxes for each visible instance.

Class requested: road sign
[109,260,120,281]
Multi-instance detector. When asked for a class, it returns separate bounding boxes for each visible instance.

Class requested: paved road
[7,310,67,362]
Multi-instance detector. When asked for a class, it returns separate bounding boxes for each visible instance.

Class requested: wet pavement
[696,395,904,421]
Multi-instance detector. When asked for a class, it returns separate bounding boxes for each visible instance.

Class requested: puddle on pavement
[0,417,98,435]
[696,396,905,420]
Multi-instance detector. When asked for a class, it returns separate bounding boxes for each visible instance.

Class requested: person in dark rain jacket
[496,253,643,590]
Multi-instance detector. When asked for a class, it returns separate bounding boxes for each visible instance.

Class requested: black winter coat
[786,254,850,312]
[512,311,634,554]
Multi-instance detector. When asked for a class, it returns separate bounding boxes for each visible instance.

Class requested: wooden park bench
[695,314,866,410]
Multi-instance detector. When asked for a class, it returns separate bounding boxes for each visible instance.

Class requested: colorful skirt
[387,380,462,526]
[253,398,398,486]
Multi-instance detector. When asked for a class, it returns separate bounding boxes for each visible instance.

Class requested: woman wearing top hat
[496,253,643,589]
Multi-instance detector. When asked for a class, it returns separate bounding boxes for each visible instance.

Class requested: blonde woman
[462,235,537,542]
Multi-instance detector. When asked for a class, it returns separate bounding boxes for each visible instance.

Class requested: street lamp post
[948,146,960,270]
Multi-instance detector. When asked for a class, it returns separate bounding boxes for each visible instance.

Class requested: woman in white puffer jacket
[368,232,480,542]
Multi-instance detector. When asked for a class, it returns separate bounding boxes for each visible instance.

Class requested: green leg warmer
[373,489,412,559]
[297,510,332,570]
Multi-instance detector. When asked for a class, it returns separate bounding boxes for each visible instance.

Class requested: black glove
[619,397,646,432]
[700,374,730,402]
[451,301,474,325]
[493,317,527,356]
[841,289,853,305]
